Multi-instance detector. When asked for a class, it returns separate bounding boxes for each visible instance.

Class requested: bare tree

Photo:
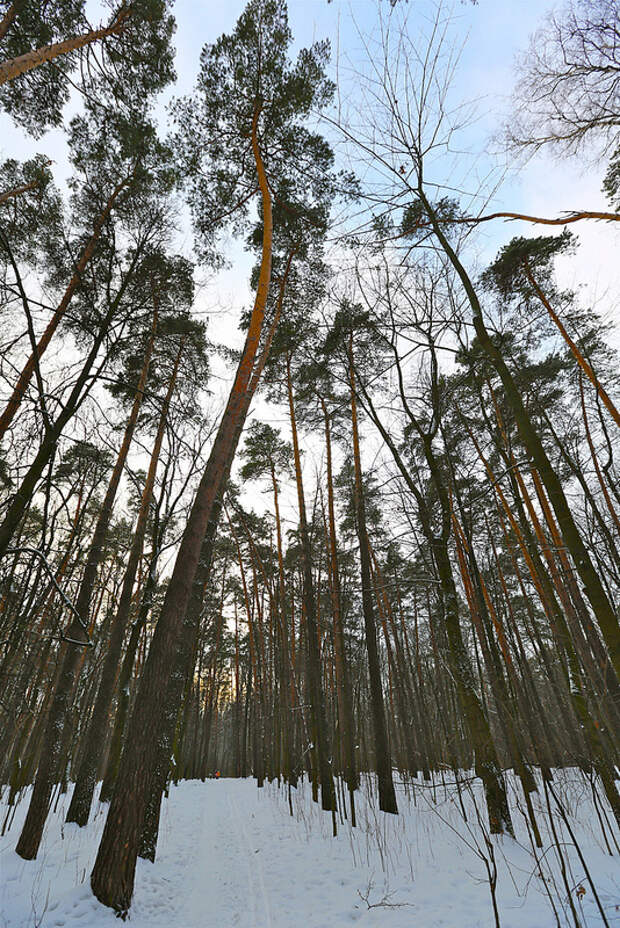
[507,0,620,159]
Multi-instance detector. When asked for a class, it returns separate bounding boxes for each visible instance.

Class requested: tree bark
[285,354,335,815]
[321,396,357,824]
[348,335,398,815]
[66,338,182,826]
[90,104,273,915]
[0,8,130,86]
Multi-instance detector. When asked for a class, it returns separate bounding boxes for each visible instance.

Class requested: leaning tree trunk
[90,105,273,916]
[0,245,145,562]
[0,2,18,44]
[135,241,294,867]
[0,8,130,86]
[357,374,511,832]
[523,260,620,429]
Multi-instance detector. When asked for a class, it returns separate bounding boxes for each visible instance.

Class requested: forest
[0,0,619,926]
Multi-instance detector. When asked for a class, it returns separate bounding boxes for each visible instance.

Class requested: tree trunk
[0,8,130,86]
[285,354,335,814]
[90,104,273,915]
[348,336,398,814]
[0,246,145,562]
[321,396,357,824]
[66,338,182,826]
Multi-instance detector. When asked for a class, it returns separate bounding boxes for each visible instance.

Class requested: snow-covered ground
[1,772,618,927]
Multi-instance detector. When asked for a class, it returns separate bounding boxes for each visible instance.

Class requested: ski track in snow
[1,775,619,927]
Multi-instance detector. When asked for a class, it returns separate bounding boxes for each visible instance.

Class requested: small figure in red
[215,770,220,779]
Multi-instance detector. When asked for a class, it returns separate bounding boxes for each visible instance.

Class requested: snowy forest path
[1,779,279,928]
[226,787,274,927]
[140,778,273,928]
